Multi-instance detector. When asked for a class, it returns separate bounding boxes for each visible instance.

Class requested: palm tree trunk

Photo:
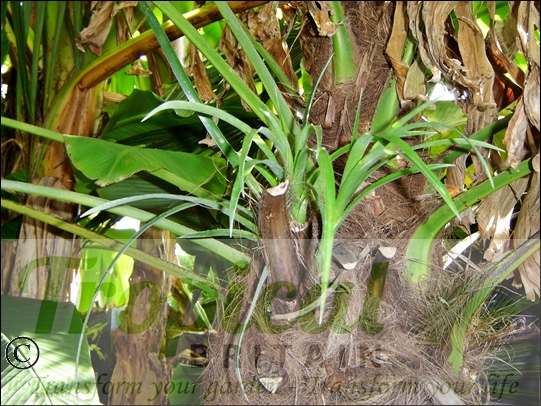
[109,227,174,405]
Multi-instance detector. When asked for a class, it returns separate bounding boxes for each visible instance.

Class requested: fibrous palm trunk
[109,227,174,405]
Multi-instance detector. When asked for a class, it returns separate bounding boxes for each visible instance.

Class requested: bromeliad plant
[1,1,502,323]
[138,1,500,314]
[3,4,531,402]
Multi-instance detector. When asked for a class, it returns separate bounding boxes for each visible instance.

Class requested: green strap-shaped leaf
[375,131,461,219]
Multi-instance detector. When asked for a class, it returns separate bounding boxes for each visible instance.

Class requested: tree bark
[109,227,175,405]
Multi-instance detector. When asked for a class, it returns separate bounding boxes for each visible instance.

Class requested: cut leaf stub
[256,351,287,394]
[332,243,358,270]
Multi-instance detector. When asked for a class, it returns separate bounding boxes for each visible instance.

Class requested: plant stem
[360,247,395,334]
[1,117,64,143]
[329,1,356,84]
[1,180,250,265]
[403,158,534,286]
[1,198,218,288]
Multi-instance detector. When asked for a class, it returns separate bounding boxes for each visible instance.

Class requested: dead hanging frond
[125,59,152,77]
[76,2,115,55]
[517,2,540,132]
[391,2,539,302]
[246,3,297,88]
[219,22,257,111]
[116,1,138,44]
[190,43,217,102]
[406,1,498,132]
[511,171,540,301]
[477,176,530,261]
[77,2,138,56]
[386,2,415,102]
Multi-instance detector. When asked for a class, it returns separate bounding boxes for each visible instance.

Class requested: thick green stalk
[403,159,533,286]
[314,149,336,322]
[329,1,356,84]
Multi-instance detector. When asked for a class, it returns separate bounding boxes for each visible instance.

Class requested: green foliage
[77,228,136,312]
[2,1,537,403]
[169,364,203,405]
[403,159,534,286]
[65,135,227,197]
[1,295,100,405]
[142,1,502,323]
[0,2,9,67]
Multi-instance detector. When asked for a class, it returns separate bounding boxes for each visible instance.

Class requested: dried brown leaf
[114,2,138,44]
[503,97,529,168]
[455,2,495,106]
[488,39,525,89]
[247,3,298,92]
[403,55,427,101]
[300,28,314,74]
[305,1,338,37]
[247,2,279,42]
[523,64,540,131]
[125,59,152,77]
[517,2,540,67]
[445,156,467,222]
[365,192,385,217]
[386,1,409,101]
[199,134,218,148]
[76,2,115,56]
[219,25,257,111]
[115,1,138,11]
[410,2,456,83]
[103,91,128,104]
[533,152,540,173]
[512,171,540,300]
[478,177,529,261]
[408,2,499,133]
[76,2,138,55]
[190,45,216,102]
[494,3,519,58]
[267,37,298,91]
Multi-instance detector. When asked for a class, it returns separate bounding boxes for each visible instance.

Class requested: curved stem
[1,179,250,265]
[403,159,534,286]
[1,198,218,288]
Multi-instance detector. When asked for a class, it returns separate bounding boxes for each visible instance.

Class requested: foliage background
[1,1,539,405]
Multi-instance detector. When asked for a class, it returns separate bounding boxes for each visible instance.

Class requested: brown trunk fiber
[109,227,174,405]
[5,177,76,300]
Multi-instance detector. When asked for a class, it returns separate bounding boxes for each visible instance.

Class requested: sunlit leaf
[65,135,226,197]
[1,296,99,405]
